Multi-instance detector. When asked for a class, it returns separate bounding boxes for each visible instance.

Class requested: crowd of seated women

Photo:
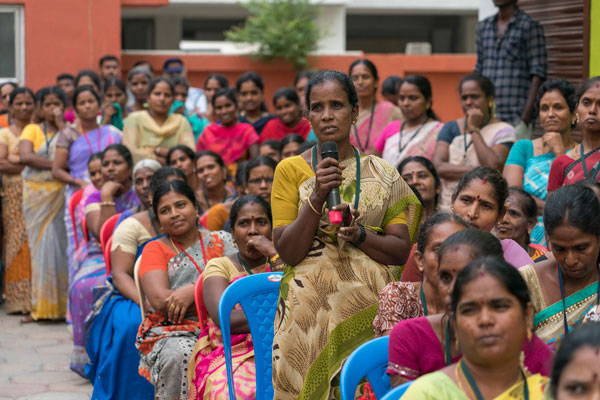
[0,55,599,400]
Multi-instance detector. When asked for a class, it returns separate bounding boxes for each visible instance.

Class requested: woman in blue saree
[520,185,600,348]
[85,166,186,399]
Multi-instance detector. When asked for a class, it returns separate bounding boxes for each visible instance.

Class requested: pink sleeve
[501,239,533,268]
[196,132,206,151]
[523,334,552,376]
[374,121,401,153]
[387,319,420,379]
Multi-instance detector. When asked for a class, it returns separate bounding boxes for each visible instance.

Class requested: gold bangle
[269,254,280,264]
[99,201,116,207]
[306,197,322,216]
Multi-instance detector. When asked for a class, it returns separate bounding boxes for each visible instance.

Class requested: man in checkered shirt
[475,0,547,136]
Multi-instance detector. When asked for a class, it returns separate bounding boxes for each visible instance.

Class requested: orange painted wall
[0,0,122,90]
[2,0,475,121]
[121,0,168,6]
[122,53,476,122]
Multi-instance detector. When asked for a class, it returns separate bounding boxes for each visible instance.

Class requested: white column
[315,5,346,53]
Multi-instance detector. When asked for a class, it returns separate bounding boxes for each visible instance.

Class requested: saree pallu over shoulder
[271,154,422,400]
[520,264,598,346]
[22,134,68,320]
[533,282,598,346]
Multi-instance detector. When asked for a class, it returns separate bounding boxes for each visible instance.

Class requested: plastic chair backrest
[133,257,145,319]
[100,213,121,248]
[218,272,282,400]
[68,189,84,248]
[104,236,113,275]
[379,381,412,400]
[194,275,203,320]
[340,336,391,400]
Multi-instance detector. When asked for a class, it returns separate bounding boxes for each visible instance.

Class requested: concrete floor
[0,306,92,400]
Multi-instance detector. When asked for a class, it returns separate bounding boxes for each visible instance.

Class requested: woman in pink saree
[189,195,281,399]
[348,59,403,154]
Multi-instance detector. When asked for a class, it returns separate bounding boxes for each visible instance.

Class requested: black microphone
[321,141,343,224]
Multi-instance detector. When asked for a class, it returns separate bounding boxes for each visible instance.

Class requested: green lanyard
[460,360,529,400]
[444,318,453,366]
[420,285,428,316]
[311,145,361,210]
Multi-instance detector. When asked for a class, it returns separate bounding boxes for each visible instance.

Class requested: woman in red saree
[260,88,312,142]
[348,59,403,155]
[548,76,600,191]
[196,88,259,166]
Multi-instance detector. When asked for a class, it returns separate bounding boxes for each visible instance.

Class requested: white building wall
[315,5,346,53]
[124,0,481,53]
[478,0,497,20]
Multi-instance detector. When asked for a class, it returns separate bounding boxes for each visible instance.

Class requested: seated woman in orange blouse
[136,180,235,400]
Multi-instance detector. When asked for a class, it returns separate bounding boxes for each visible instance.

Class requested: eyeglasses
[247,177,273,185]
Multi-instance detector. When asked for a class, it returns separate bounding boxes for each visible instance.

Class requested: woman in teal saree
[519,184,600,347]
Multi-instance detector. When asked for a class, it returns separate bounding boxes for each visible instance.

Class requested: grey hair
[127,66,153,82]
[133,159,161,179]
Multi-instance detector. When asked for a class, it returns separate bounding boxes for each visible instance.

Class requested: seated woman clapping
[189,195,280,399]
[136,180,235,400]
[403,256,548,399]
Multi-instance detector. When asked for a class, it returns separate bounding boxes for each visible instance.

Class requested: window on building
[346,14,474,54]
[182,18,245,41]
[0,5,24,83]
[122,18,155,50]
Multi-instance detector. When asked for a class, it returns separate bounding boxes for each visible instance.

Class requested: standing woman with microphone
[271,70,422,399]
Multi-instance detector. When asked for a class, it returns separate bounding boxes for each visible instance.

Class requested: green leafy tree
[225,0,322,70]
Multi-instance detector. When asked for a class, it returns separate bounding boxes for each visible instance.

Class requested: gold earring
[527,328,532,341]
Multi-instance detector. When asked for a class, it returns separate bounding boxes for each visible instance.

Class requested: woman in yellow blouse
[0,87,35,315]
[270,70,422,399]
[18,86,69,320]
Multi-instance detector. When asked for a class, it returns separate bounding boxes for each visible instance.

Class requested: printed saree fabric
[135,230,234,400]
[20,123,68,320]
[189,256,271,399]
[0,127,31,313]
[520,264,598,347]
[270,152,422,399]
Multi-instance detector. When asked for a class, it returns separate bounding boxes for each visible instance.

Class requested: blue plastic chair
[218,272,283,400]
[340,336,391,400]
[379,381,412,400]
